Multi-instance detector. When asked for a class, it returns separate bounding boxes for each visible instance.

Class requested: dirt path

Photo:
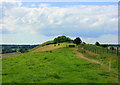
[73,48,119,75]
[73,48,102,64]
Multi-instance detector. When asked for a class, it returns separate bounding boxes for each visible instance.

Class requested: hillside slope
[2,44,118,83]
[32,43,75,52]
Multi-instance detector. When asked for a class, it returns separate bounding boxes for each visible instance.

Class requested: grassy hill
[32,43,75,52]
[30,40,54,51]
[2,43,119,83]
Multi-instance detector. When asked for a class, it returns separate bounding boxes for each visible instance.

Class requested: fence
[78,44,120,56]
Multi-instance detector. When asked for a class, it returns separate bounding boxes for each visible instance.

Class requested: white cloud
[31,4,35,7]
[1,0,19,2]
[31,30,37,34]
[82,34,118,44]
[39,3,50,7]
[1,2,118,39]
[0,24,3,29]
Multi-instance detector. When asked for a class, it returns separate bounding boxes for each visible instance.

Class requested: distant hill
[0,44,39,47]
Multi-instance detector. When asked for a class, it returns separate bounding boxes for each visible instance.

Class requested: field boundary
[73,48,102,64]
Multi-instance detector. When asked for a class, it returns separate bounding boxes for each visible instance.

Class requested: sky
[0,0,119,45]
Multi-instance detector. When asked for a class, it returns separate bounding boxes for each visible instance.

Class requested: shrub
[73,37,82,45]
[19,48,28,53]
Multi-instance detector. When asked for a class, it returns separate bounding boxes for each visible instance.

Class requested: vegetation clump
[95,42,100,46]
[53,36,73,43]
[19,48,28,53]
[73,37,82,45]
[53,35,82,46]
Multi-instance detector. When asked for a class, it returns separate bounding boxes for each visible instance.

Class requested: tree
[19,48,28,53]
[83,42,86,44]
[73,37,82,45]
[95,42,100,46]
[53,36,72,43]
[101,44,108,48]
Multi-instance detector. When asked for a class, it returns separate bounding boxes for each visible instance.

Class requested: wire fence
[79,44,120,56]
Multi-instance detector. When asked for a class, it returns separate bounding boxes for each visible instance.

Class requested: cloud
[1,0,19,2]
[1,2,118,39]
[82,34,118,44]
[31,4,35,7]
[39,3,50,7]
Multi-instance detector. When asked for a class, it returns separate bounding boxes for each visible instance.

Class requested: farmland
[1,45,38,54]
[2,43,119,83]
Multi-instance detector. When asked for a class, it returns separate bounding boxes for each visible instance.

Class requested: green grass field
[2,43,119,83]
[78,44,119,72]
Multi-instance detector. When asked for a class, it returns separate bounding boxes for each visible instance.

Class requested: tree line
[53,36,82,45]
[53,36,99,46]
[1,45,38,54]
[53,36,117,49]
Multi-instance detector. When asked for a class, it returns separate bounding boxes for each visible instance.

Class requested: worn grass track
[73,48,101,64]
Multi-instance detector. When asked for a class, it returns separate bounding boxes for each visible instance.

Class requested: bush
[95,42,100,46]
[53,36,73,43]
[73,37,82,45]
[19,48,28,53]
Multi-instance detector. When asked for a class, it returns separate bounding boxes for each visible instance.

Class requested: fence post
[117,47,118,56]
[109,57,111,72]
